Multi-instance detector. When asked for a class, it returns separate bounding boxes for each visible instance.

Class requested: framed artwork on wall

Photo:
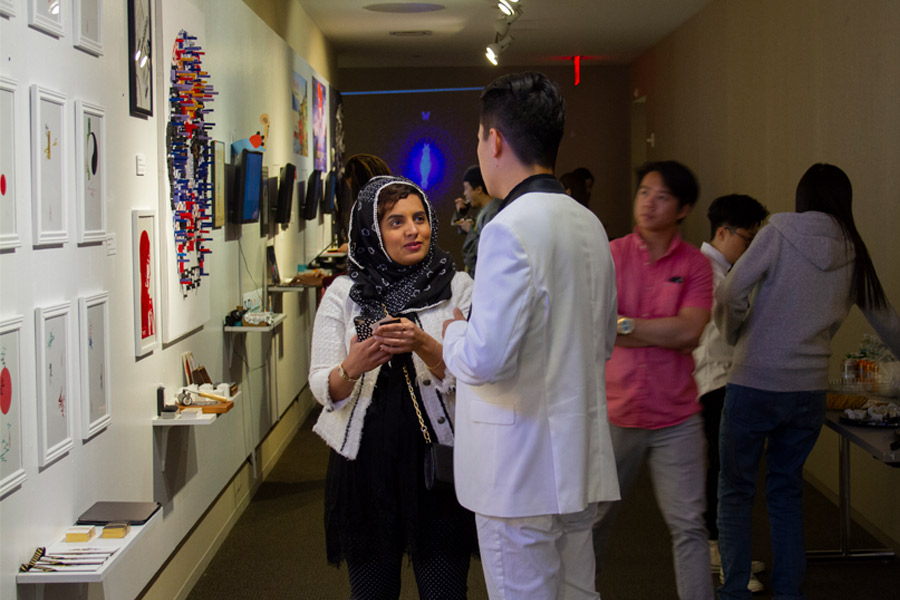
[79,292,110,439]
[0,316,26,498]
[30,84,68,246]
[0,0,17,18]
[73,0,103,56]
[35,301,74,467]
[28,0,65,37]
[1,77,20,250]
[127,0,153,117]
[132,210,158,356]
[75,100,106,244]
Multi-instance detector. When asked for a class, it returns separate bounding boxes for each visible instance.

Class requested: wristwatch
[617,317,635,335]
[337,362,359,382]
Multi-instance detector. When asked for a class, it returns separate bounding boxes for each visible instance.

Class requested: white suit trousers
[475,504,600,600]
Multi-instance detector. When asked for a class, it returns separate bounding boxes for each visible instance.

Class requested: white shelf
[16,509,161,584]
[152,412,216,426]
[269,285,316,292]
[223,313,286,332]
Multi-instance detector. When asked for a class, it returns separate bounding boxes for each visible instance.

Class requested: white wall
[0,1,333,597]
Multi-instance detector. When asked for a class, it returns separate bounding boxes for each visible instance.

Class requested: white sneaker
[709,540,721,574]
[751,559,765,574]
[719,569,765,594]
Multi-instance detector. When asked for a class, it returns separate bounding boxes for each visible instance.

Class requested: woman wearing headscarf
[309,176,476,598]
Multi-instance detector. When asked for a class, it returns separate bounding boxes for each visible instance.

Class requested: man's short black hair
[480,72,565,169]
[707,194,769,239]
[635,161,699,209]
[571,167,593,183]
[462,165,485,191]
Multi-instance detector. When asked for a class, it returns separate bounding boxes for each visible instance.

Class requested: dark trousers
[700,386,727,540]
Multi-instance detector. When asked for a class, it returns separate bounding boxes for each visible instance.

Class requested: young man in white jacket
[442,71,620,599]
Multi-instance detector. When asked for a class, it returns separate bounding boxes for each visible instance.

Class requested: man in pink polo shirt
[594,161,714,600]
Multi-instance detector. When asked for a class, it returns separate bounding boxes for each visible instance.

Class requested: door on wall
[630,96,648,199]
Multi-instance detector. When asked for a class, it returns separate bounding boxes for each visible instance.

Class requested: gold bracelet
[424,356,444,370]
[337,362,359,382]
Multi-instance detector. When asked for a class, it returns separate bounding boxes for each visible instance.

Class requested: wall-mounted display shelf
[223,313,286,333]
[152,392,241,427]
[16,509,161,585]
[269,285,317,292]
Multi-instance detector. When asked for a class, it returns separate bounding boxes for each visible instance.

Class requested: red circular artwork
[0,367,11,415]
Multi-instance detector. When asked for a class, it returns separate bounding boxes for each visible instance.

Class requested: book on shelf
[101,522,131,539]
[65,526,96,543]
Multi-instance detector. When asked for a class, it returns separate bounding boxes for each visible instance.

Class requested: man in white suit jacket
[442,72,620,599]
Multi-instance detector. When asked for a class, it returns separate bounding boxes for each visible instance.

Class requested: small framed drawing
[132,210,158,356]
[28,0,65,37]
[75,101,106,244]
[30,84,68,246]
[79,292,110,439]
[127,0,153,117]
[35,301,74,467]
[0,0,17,18]
[1,77,20,250]
[0,316,26,497]
[73,0,103,56]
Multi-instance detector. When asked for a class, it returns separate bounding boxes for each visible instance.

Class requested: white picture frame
[28,0,65,38]
[132,210,158,356]
[75,100,106,243]
[73,0,102,56]
[0,77,20,250]
[30,84,68,246]
[0,0,17,18]
[0,316,26,497]
[79,292,110,439]
[35,301,74,467]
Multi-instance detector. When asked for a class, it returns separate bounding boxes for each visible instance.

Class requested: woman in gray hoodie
[713,163,900,600]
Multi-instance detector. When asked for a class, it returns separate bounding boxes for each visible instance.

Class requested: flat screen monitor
[275,163,296,224]
[231,149,263,223]
[303,169,322,220]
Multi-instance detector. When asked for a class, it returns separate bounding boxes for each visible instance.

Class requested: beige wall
[338,65,633,265]
[631,0,900,549]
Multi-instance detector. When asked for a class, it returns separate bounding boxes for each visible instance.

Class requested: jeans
[717,384,826,600]
[594,413,713,600]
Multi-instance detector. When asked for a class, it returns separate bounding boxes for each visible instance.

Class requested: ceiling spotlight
[485,34,513,66]
[493,17,509,37]
[498,0,514,16]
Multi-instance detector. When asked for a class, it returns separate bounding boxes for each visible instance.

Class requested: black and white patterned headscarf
[348,176,456,319]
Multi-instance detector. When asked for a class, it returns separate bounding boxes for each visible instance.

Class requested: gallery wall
[339,64,633,262]
[630,0,900,549]
[0,0,334,597]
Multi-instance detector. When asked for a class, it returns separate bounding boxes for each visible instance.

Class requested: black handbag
[402,365,454,491]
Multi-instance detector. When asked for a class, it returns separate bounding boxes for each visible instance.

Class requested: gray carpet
[187,408,900,599]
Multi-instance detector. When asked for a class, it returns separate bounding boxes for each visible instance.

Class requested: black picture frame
[127,0,153,117]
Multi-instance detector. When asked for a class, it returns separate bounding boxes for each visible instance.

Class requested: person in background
[443,71,620,599]
[560,171,590,207]
[714,163,900,600]
[572,166,595,200]
[692,194,770,593]
[336,153,392,246]
[451,165,501,276]
[594,160,715,600]
[309,176,476,599]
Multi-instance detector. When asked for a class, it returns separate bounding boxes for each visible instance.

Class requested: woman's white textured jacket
[309,273,474,459]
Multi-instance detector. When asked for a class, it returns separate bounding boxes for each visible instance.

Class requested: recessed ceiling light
[364,3,445,13]
[390,30,433,37]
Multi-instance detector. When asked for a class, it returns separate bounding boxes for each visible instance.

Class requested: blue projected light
[403,139,445,191]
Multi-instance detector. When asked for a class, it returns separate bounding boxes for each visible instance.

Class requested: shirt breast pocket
[657,280,685,316]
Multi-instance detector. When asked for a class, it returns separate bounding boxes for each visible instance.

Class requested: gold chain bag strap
[402,365,454,491]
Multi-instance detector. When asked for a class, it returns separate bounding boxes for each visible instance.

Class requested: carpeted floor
[187,407,899,599]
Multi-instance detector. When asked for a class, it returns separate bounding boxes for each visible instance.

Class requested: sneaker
[719,570,765,593]
[751,559,765,573]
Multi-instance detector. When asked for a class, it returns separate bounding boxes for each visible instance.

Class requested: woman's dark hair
[377,183,425,223]
[559,172,589,207]
[480,72,565,169]
[345,153,392,202]
[795,163,887,309]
